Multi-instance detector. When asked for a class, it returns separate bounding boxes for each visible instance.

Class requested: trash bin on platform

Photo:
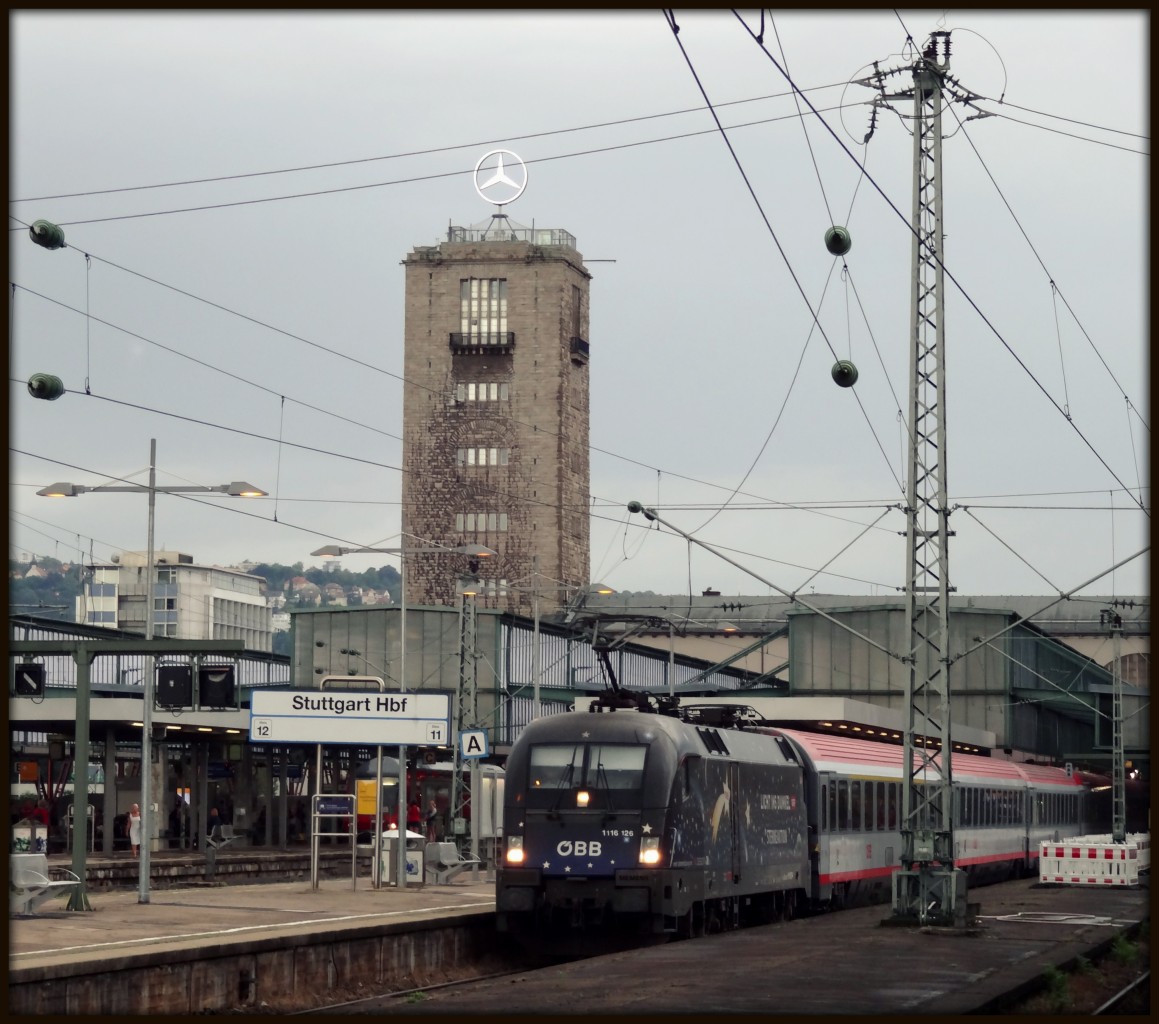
[381,829,425,888]
[12,820,48,854]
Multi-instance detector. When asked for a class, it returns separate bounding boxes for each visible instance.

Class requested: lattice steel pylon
[1108,611,1126,843]
[449,590,479,855]
[888,32,969,926]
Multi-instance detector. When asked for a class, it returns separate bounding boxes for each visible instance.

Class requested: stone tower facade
[401,220,591,613]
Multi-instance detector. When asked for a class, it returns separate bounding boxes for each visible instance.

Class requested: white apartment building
[76,551,273,652]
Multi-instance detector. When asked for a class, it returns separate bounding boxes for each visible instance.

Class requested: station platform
[9,870,1149,1015]
[9,861,500,1015]
[10,870,496,972]
[16,843,399,892]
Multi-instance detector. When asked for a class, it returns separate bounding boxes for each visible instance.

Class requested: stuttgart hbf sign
[248,690,450,746]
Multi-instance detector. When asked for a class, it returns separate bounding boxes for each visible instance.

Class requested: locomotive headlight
[639,836,661,866]
[575,790,590,807]
[505,836,525,865]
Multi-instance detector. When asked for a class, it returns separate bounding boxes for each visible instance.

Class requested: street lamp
[39,438,265,904]
[310,538,495,889]
[526,573,614,718]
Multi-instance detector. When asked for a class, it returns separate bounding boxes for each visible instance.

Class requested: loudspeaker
[156,665,193,708]
[199,666,236,708]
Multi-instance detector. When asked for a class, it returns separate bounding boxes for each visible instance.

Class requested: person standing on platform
[407,800,422,834]
[425,799,441,843]
[129,803,141,858]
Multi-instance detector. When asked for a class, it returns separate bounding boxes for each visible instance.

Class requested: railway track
[291,963,569,1015]
[1094,970,1150,1015]
[1002,922,1150,1016]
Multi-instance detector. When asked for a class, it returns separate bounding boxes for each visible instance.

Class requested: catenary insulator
[27,373,65,400]
[831,360,859,388]
[29,220,66,250]
[824,225,852,256]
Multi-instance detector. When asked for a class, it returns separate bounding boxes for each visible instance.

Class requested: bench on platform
[205,823,243,851]
[10,853,81,916]
[424,841,481,885]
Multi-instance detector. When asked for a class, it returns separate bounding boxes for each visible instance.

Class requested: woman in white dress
[129,803,142,858]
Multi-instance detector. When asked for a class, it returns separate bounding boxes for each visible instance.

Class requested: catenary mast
[884,31,969,926]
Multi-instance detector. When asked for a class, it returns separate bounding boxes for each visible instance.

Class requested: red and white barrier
[1039,833,1150,886]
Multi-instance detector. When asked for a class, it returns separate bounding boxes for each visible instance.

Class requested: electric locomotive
[496,692,1107,956]
[496,696,809,954]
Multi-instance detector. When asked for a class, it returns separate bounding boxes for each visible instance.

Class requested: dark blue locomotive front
[496,704,809,954]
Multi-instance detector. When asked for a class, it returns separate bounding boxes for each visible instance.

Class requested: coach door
[729,761,741,883]
[817,772,835,899]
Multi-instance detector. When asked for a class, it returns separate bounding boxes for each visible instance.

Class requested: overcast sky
[10,10,1149,602]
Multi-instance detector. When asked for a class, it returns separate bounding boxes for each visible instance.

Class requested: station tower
[401,151,591,612]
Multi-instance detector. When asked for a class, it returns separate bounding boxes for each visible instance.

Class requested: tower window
[460,278,508,342]
[455,381,509,403]
[456,447,510,467]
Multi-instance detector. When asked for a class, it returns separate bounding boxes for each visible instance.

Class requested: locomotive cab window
[526,743,646,807]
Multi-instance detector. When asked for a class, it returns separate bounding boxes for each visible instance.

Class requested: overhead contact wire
[731,11,1147,517]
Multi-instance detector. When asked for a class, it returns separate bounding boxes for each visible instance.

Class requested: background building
[402,216,592,612]
[575,591,1149,776]
[77,551,274,652]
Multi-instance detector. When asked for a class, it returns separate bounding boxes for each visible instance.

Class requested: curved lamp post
[522,572,614,719]
[39,438,265,904]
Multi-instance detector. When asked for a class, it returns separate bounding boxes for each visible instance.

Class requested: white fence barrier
[1039,833,1150,886]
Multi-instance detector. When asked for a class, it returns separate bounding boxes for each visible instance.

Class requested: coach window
[820,783,828,832]
[837,780,849,831]
[850,781,861,831]
[827,782,836,834]
[887,782,897,830]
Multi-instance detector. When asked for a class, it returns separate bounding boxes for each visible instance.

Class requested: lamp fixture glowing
[38,480,265,499]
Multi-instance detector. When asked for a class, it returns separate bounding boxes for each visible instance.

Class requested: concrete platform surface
[10,874,497,975]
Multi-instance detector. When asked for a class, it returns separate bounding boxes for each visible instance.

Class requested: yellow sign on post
[357,779,380,816]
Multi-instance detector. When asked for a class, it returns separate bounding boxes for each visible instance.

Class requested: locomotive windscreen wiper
[547,745,581,816]
[595,759,617,817]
